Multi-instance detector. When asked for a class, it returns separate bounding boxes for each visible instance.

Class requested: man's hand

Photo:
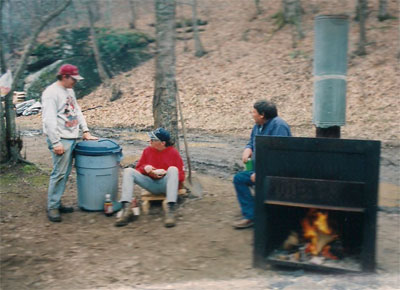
[153,169,167,176]
[145,166,166,179]
[53,144,65,155]
[148,171,164,179]
[250,173,256,183]
[144,165,154,174]
[242,148,252,164]
[83,132,98,141]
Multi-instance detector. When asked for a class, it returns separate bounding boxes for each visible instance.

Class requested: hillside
[24,0,400,144]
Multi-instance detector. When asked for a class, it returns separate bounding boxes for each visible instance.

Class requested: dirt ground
[1,127,399,290]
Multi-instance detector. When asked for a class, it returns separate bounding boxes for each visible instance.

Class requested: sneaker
[232,219,254,229]
[114,203,134,227]
[48,209,62,222]
[59,204,74,213]
[164,203,176,228]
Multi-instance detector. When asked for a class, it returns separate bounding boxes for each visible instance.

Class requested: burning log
[282,231,299,250]
[316,232,337,254]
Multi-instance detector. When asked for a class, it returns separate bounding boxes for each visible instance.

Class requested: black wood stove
[253,136,380,272]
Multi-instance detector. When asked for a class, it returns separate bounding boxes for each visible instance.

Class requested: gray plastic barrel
[313,15,349,128]
[74,139,123,211]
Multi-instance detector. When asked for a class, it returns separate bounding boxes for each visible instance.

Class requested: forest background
[1,0,399,149]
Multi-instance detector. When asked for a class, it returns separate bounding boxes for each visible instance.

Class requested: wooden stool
[141,188,187,215]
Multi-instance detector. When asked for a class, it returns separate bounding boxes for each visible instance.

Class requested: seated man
[233,100,292,229]
[115,128,185,228]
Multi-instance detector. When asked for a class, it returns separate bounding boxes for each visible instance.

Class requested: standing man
[233,100,291,229]
[42,64,97,222]
[115,128,185,228]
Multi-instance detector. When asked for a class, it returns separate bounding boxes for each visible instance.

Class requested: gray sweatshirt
[41,82,88,147]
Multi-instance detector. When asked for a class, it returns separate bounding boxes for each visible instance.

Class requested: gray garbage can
[74,139,123,211]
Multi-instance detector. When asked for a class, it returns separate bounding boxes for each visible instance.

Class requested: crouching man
[115,128,185,228]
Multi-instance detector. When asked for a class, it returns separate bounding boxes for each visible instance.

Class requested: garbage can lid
[74,139,122,156]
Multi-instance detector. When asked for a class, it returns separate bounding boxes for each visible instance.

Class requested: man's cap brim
[147,131,159,140]
[71,75,84,81]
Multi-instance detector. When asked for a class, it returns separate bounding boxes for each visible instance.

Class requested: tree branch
[3,0,72,164]
[9,0,73,93]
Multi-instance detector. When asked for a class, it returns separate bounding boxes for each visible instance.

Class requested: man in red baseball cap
[57,64,84,81]
[42,64,97,222]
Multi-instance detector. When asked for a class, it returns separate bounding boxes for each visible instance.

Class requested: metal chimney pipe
[313,15,349,138]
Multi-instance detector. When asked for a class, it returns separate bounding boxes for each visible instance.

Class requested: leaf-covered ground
[76,0,399,144]
[22,0,399,145]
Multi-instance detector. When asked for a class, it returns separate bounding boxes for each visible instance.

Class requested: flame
[301,209,337,256]
[314,211,332,235]
[321,245,339,260]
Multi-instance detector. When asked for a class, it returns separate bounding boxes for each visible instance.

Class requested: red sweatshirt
[135,146,185,182]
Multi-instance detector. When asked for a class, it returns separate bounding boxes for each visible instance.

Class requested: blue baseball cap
[147,128,171,142]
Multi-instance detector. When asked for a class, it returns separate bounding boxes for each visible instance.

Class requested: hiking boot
[164,203,176,228]
[114,203,134,227]
[48,209,62,222]
[59,204,74,213]
[232,219,254,229]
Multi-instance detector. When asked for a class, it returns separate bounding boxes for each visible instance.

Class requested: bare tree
[254,0,262,15]
[191,0,206,57]
[0,0,7,162]
[4,0,16,55]
[378,0,391,21]
[398,7,400,59]
[1,0,72,164]
[355,0,367,55]
[0,99,6,163]
[355,0,368,21]
[181,16,189,52]
[282,0,304,47]
[0,0,6,74]
[104,0,113,27]
[129,0,137,29]
[153,0,179,147]
[86,0,110,84]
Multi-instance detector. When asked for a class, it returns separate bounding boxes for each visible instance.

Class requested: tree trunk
[0,0,7,162]
[192,0,206,57]
[87,0,110,84]
[378,0,391,21]
[1,0,72,164]
[254,0,262,15]
[282,0,304,47]
[153,0,179,148]
[398,7,400,59]
[105,0,112,27]
[128,0,137,29]
[355,0,367,56]
[0,0,7,74]
[69,0,79,27]
[355,0,368,21]
[0,99,6,163]
[182,17,189,52]
[5,0,15,55]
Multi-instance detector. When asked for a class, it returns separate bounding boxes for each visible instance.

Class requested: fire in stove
[301,209,339,259]
[268,208,361,272]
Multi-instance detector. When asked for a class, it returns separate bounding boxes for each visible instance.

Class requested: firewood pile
[13,91,26,103]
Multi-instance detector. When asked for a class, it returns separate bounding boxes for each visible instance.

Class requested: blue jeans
[233,170,255,220]
[47,139,77,210]
[120,167,179,203]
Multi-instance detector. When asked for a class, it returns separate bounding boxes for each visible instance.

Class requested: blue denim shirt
[245,116,292,165]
